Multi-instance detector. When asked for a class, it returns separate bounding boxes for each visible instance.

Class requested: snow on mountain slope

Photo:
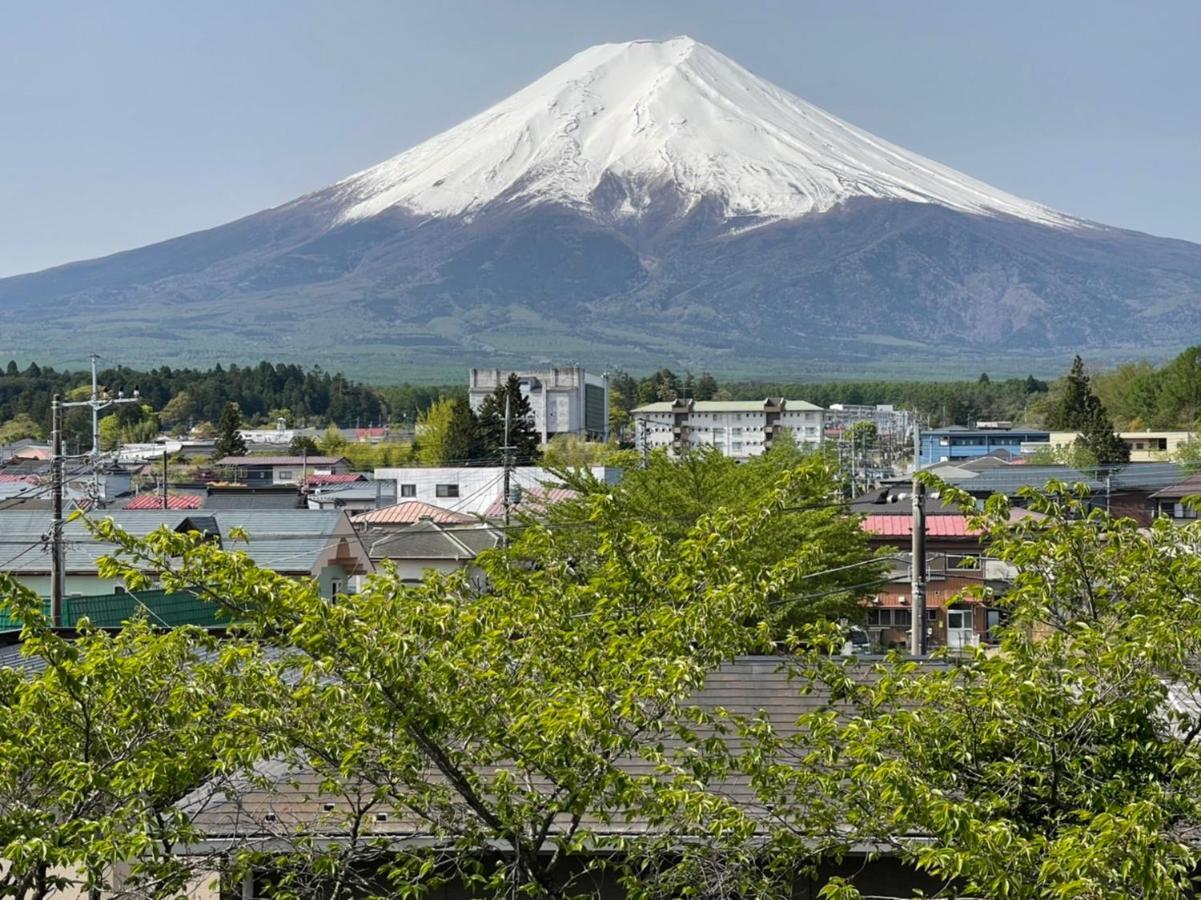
[329,36,1081,229]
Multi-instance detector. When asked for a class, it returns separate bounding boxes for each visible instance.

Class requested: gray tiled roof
[183,655,887,840]
[0,509,351,575]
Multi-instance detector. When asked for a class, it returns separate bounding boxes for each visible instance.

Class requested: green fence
[0,589,229,633]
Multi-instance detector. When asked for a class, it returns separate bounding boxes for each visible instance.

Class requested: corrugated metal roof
[947,462,1186,495]
[354,501,474,526]
[861,515,978,538]
[367,521,501,561]
[122,493,203,510]
[0,509,352,574]
[305,473,364,485]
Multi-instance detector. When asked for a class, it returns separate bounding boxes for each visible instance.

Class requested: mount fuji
[3,36,1201,379]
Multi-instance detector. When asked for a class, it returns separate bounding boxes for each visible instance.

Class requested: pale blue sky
[2,1,1199,277]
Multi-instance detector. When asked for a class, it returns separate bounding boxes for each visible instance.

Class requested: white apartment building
[469,367,609,443]
[631,399,825,460]
[373,465,623,517]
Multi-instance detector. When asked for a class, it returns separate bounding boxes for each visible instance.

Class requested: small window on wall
[436,484,459,498]
[400,484,417,498]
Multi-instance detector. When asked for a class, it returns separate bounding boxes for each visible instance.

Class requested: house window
[276,470,294,481]
[400,484,416,498]
[436,484,460,498]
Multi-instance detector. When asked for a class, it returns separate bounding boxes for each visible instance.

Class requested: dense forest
[0,360,465,450]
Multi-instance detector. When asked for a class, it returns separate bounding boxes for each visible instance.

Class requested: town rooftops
[366,520,502,562]
[0,509,369,576]
[483,486,577,518]
[214,456,347,467]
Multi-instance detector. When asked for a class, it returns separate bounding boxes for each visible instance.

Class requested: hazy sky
[2,1,1199,277]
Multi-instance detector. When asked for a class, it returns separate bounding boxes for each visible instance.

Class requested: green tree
[288,434,319,455]
[1156,345,1201,428]
[726,484,1201,899]
[317,424,347,455]
[694,371,720,401]
[414,397,457,466]
[158,390,195,429]
[0,573,268,899]
[213,402,247,458]
[477,373,540,463]
[541,433,618,468]
[84,477,812,898]
[0,413,42,443]
[1047,355,1095,430]
[541,445,881,631]
[441,398,484,465]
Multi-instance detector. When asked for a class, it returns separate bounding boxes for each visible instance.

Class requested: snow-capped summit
[330,36,1078,228]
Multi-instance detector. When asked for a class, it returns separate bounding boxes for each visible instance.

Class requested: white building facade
[373,465,623,517]
[631,399,826,460]
[469,367,609,443]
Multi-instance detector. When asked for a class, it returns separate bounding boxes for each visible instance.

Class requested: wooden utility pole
[501,392,514,531]
[161,448,169,509]
[909,422,927,657]
[50,394,65,628]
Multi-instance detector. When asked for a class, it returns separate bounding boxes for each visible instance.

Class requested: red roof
[860,515,978,538]
[122,492,203,510]
[353,501,475,526]
[305,473,364,485]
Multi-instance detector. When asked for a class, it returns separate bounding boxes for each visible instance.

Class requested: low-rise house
[0,509,372,599]
[374,465,621,517]
[364,519,502,583]
[204,484,305,510]
[213,455,351,486]
[631,398,825,460]
[1149,472,1201,522]
[860,514,1010,651]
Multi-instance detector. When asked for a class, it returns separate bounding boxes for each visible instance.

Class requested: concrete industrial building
[468,368,609,444]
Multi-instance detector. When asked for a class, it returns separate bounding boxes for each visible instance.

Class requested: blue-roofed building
[920,424,1049,466]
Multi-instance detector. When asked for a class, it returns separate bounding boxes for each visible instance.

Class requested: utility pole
[909,422,927,657]
[50,395,65,628]
[501,392,514,532]
[161,448,169,509]
[66,354,141,504]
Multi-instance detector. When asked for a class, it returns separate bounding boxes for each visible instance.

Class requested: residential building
[213,455,351,485]
[362,520,503,583]
[468,367,609,443]
[919,424,1048,466]
[373,465,622,517]
[860,514,1018,652]
[631,398,825,460]
[1149,472,1201,522]
[1043,430,1196,462]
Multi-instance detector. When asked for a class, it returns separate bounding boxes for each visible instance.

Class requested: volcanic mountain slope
[2,36,1200,379]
